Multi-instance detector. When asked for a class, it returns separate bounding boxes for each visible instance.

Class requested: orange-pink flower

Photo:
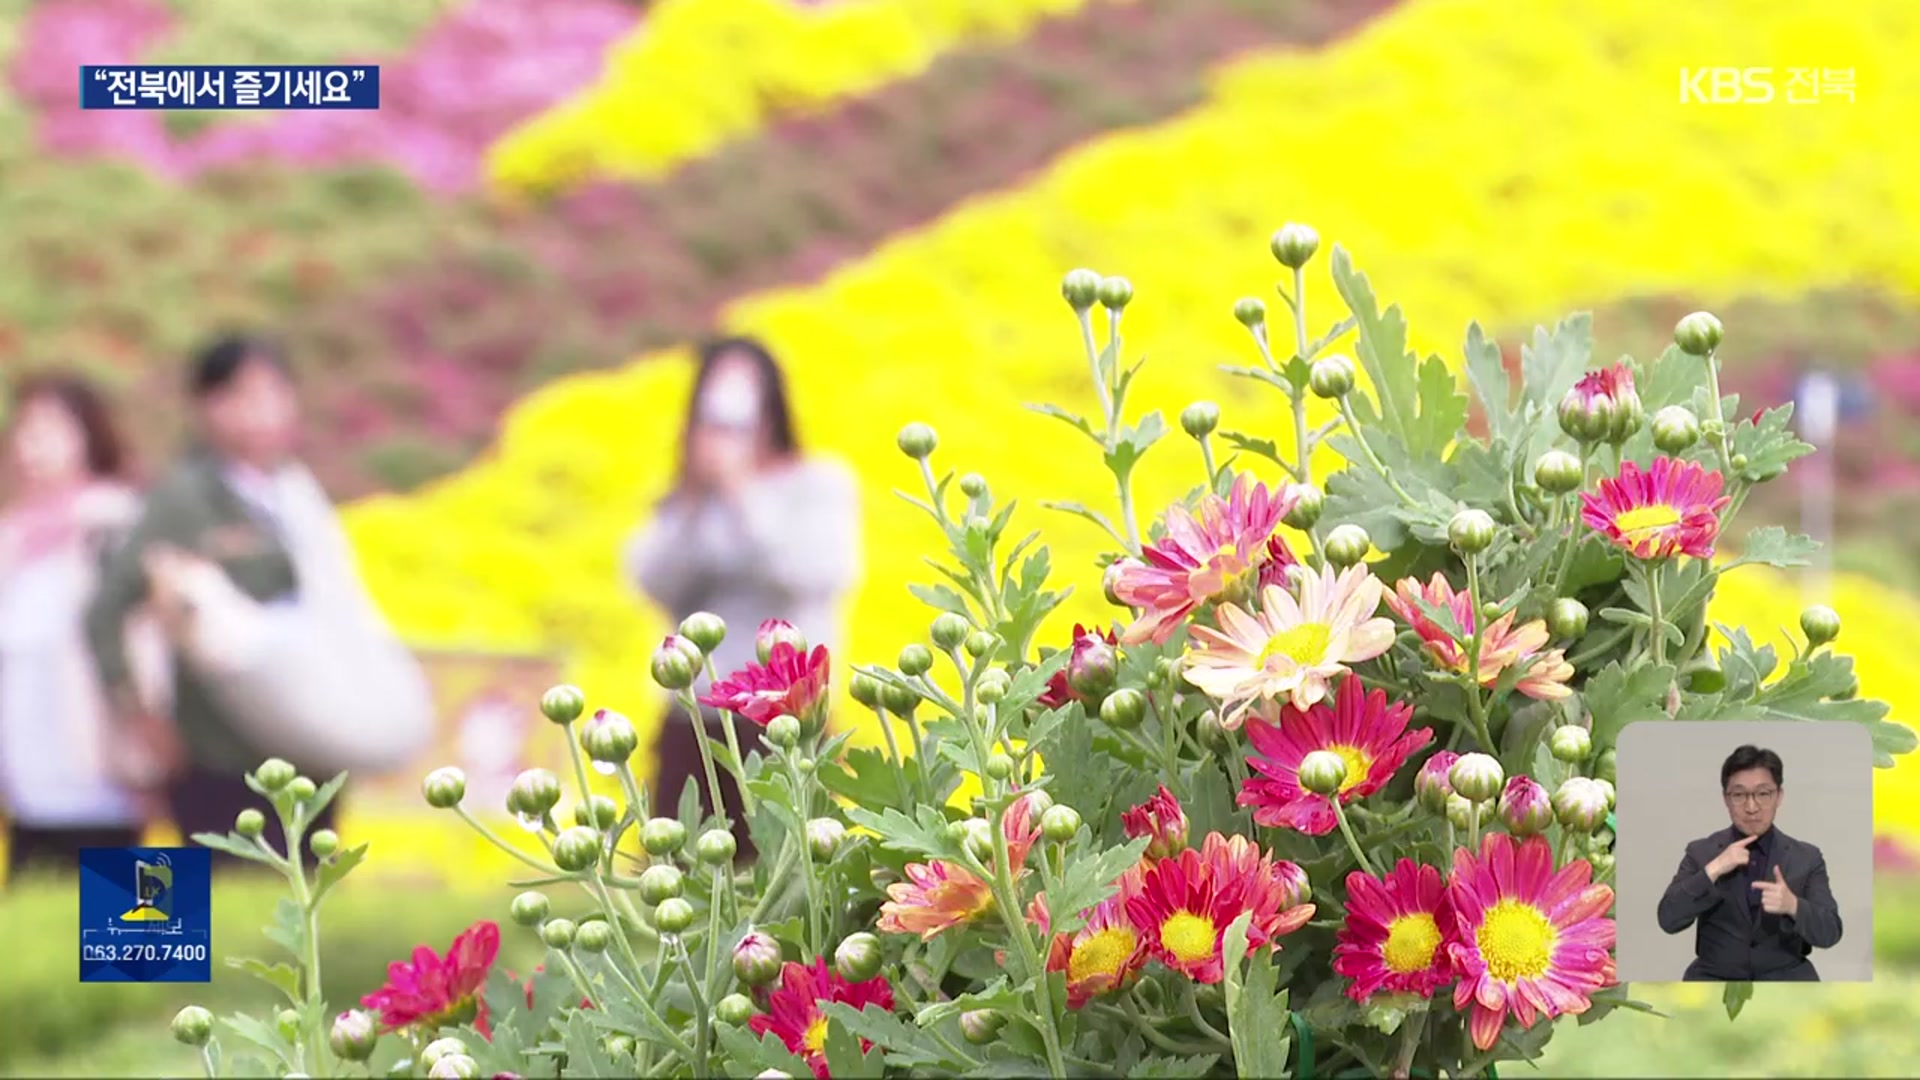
[1580,457,1730,561]
[1042,866,1150,1008]
[1334,858,1456,1002]
[1124,833,1314,984]
[876,795,1041,941]
[1111,474,1300,645]
[1386,573,1573,700]
[1237,675,1434,835]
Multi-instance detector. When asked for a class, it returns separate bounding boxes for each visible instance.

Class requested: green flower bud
[896,422,938,460]
[420,1038,469,1073]
[1102,559,1135,607]
[541,918,577,949]
[958,818,994,862]
[575,920,613,954]
[880,681,921,716]
[604,1035,635,1061]
[1534,450,1584,495]
[1022,789,1055,817]
[1283,484,1325,530]
[807,818,848,863]
[1498,776,1555,837]
[849,672,882,708]
[1297,749,1349,796]
[1547,598,1589,639]
[678,613,727,655]
[1097,275,1134,312]
[428,1056,479,1080]
[716,993,755,1026]
[958,473,989,501]
[276,1009,301,1043]
[235,808,266,838]
[570,795,618,832]
[1674,311,1723,356]
[1233,298,1267,330]
[1040,805,1082,843]
[1589,826,1615,853]
[1181,401,1221,439]
[1731,452,1751,472]
[653,897,696,935]
[1309,354,1357,400]
[697,829,738,865]
[976,669,1011,705]
[422,766,466,810]
[898,644,934,678]
[540,684,587,725]
[1323,524,1372,569]
[1558,389,1615,445]
[650,636,698,691]
[288,776,317,802]
[509,891,550,927]
[1061,269,1102,311]
[1550,725,1593,763]
[1594,748,1617,785]
[931,613,971,651]
[1270,223,1320,270]
[1552,778,1610,834]
[1100,688,1146,730]
[309,829,339,858]
[1651,405,1701,454]
[965,631,998,659]
[961,1009,1008,1045]
[639,864,685,905]
[1448,752,1504,803]
[833,932,884,983]
[1800,605,1841,648]
[766,714,803,749]
[1197,709,1232,752]
[583,713,639,767]
[1589,850,1615,878]
[642,817,688,856]
[797,758,815,775]
[1444,793,1477,831]
[1447,508,1497,556]
[254,758,297,792]
[1596,778,1616,810]
[171,1005,214,1047]
[733,931,783,986]
[330,1009,379,1062]
[507,768,562,819]
[985,753,1015,781]
[552,827,602,873]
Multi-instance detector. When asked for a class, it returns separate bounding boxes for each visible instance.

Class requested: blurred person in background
[0,373,167,877]
[623,337,859,849]
[85,335,345,855]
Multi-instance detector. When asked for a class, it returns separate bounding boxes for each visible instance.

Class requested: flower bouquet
[168,226,1915,1079]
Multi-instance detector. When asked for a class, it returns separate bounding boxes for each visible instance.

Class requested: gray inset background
[1614,720,1874,982]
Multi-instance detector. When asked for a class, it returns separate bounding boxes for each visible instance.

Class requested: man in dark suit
[85,335,338,854]
[1656,744,1844,981]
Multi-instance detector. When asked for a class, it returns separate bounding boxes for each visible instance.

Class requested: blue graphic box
[79,847,212,983]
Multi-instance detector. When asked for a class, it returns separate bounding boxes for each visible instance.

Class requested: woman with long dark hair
[0,372,169,878]
[623,337,860,849]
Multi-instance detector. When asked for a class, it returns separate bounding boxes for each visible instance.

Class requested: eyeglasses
[1724,788,1779,807]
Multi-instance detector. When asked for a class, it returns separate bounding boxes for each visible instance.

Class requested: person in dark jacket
[84,336,339,856]
[1656,744,1843,980]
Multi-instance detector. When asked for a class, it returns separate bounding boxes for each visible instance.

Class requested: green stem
[1110,999,1227,1056]
[1467,801,1483,852]
[784,756,826,956]
[1181,979,1233,1048]
[749,842,800,925]
[675,943,712,1077]
[704,657,757,818]
[453,806,564,874]
[280,804,322,1076]
[1336,397,1419,506]
[1291,266,1315,488]
[1463,554,1496,753]
[1392,1009,1429,1080]
[871,705,914,809]
[1331,796,1379,876]
[1547,445,1595,597]
[199,1046,217,1080]
[1078,309,1114,441]
[1200,435,1218,488]
[672,691,731,831]
[918,456,953,529]
[1646,560,1668,668]
[1702,348,1736,476]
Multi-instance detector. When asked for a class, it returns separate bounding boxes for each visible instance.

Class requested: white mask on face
[697,371,763,430]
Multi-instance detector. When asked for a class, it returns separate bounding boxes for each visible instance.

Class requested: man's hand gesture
[1752,865,1800,917]
[1705,833,1758,880]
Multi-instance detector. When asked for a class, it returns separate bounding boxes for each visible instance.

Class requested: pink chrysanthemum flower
[1448,833,1617,1051]
[876,795,1041,940]
[1042,866,1150,1008]
[1238,675,1434,835]
[361,920,501,1036]
[1386,573,1573,700]
[1580,458,1730,561]
[1334,858,1457,1002]
[749,958,895,1078]
[1112,474,1300,645]
[1125,833,1314,984]
[700,640,831,726]
[1180,564,1396,725]
[1120,784,1190,861]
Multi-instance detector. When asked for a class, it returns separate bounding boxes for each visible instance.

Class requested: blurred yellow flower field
[485,0,1126,192]
[346,0,1920,861]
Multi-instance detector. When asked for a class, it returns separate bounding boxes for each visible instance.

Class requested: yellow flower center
[802,1015,830,1056]
[1259,622,1332,667]
[1068,926,1139,984]
[1325,743,1375,793]
[1612,504,1682,539]
[1382,912,1443,973]
[1160,911,1218,964]
[1475,899,1558,983]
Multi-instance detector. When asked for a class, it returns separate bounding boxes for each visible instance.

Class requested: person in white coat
[0,373,168,877]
